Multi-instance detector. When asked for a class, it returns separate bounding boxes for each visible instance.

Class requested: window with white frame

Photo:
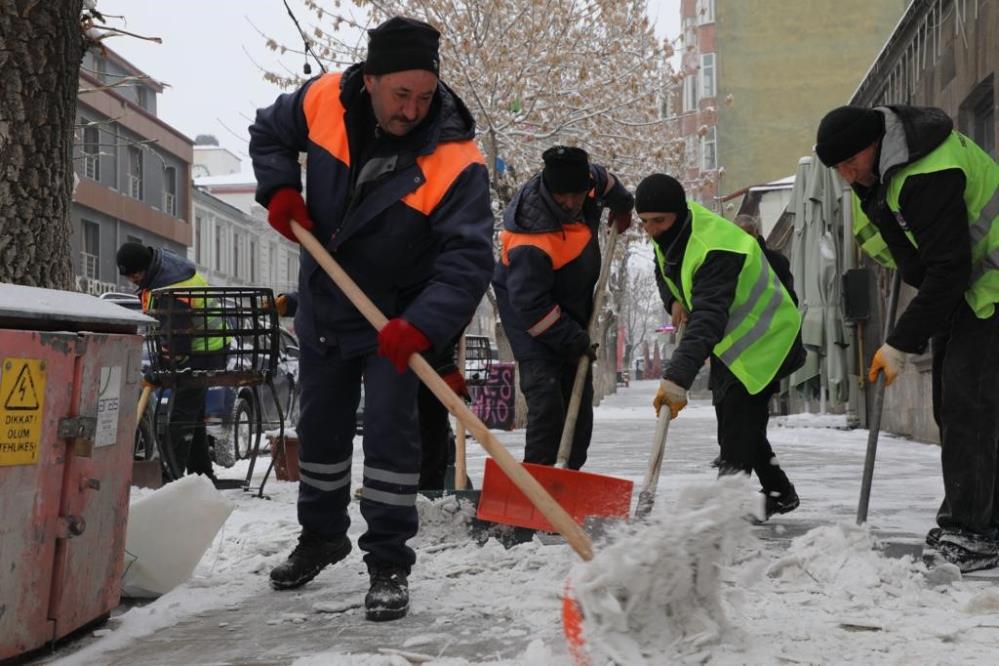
[249,239,257,283]
[700,53,716,99]
[696,0,715,25]
[233,231,241,279]
[215,224,224,272]
[195,215,206,265]
[82,220,100,279]
[683,74,699,112]
[127,145,143,200]
[163,166,177,216]
[83,125,100,181]
[700,126,717,171]
[685,135,697,170]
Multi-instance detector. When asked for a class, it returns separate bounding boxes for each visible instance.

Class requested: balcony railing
[84,154,99,180]
[164,192,176,216]
[128,175,143,200]
[82,252,98,279]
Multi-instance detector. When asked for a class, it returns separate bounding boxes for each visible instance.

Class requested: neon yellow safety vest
[851,129,999,318]
[142,272,227,353]
[654,202,801,394]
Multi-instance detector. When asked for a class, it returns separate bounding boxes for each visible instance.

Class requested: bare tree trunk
[0,1,84,288]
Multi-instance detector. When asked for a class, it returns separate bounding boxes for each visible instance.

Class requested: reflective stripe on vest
[654,202,801,394]
[143,272,227,352]
[883,130,999,319]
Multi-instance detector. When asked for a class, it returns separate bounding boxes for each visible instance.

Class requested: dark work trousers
[931,302,999,538]
[714,381,793,496]
[170,385,212,475]
[519,358,593,470]
[168,353,225,476]
[417,382,453,490]
[297,344,421,571]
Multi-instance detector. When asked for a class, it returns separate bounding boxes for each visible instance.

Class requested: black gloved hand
[566,334,598,362]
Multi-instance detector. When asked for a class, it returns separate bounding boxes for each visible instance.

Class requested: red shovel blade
[476,458,633,531]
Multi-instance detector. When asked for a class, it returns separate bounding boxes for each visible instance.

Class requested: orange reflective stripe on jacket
[303,73,350,166]
[499,223,593,270]
[402,140,485,216]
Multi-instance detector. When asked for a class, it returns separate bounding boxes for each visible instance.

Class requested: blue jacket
[248,64,494,357]
[492,166,633,362]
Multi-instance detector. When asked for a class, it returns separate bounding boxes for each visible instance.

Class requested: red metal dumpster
[0,284,152,661]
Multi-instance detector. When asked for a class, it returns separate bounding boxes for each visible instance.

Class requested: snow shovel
[634,324,685,519]
[290,221,594,561]
[475,224,633,533]
[856,270,902,525]
[556,225,620,468]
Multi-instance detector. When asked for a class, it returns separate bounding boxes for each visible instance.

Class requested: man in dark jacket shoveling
[815,104,999,572]
[248,16,494,620]
[493,146,633,470]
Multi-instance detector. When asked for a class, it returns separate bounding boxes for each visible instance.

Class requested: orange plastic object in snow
[476,458,633,531]
[562,581,590,665]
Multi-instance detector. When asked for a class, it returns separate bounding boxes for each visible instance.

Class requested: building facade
[191,145,299,296]
[849,0,998,443]
[673,0,907,210]
[72,47,193,294]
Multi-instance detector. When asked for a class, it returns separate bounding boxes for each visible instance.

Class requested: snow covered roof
[748,175,795,193]
[194,173,257,188]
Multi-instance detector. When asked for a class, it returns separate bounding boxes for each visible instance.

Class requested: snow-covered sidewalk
[45,380,999,665]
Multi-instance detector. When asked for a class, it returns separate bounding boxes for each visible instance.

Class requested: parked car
[99,291,301,471]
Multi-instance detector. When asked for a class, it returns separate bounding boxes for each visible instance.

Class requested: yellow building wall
[715,0,908,200]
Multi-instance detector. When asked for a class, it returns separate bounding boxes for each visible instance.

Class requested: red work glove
[378,318,431,373]
[608,209,632,234]
[267,187,314,242]
[440,368,470,401]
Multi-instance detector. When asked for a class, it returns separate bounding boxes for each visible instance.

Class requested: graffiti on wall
[468,362,515,430]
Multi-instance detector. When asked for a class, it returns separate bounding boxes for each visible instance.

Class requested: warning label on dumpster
[0,358,47,466]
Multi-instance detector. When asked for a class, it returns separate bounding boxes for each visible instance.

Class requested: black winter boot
[365,566,409,622]
[764,484,799,519]
[270,530,352,590]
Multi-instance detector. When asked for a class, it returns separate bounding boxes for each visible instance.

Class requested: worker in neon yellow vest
[636,174,805,520]
[816,105,999,573]
[117,241,224,481]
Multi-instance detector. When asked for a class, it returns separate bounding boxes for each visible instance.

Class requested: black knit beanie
[364,16,441,77]
[635,173,687,215]
[815,106,884,167]
[542,145,591,194]
[116,242,152,275]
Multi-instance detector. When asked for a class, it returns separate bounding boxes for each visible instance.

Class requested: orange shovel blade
[476,458,633,531]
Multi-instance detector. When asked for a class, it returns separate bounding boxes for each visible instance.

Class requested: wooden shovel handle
[136,384,153,423]
[454,336,467,491]
[556,225,620,466]
[291,221,593,561]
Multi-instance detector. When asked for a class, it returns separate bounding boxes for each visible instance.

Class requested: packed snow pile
[413,494,480,546]
[567,476,759,664]
[765,522,928,600]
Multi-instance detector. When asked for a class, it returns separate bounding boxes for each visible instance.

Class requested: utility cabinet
[0,284,152,661]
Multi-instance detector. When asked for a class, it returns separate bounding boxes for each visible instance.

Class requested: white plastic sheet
[122,474,234,598]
